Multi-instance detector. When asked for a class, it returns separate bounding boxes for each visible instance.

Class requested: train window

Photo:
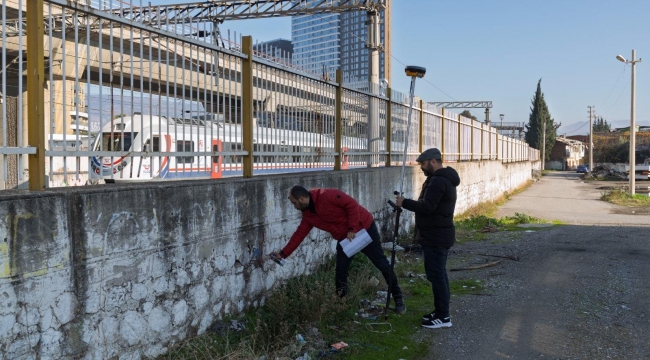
[152,136,160,152]
[176,140,194,164]
[230,143,242,163]
[101,132,138,151]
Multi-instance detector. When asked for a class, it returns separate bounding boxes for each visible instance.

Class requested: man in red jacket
[271,185,405,313]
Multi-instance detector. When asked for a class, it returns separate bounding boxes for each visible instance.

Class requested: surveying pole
[385,65,426,319]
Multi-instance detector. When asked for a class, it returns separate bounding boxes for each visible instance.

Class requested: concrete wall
[0,160,536,359]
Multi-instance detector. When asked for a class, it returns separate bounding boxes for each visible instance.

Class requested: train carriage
[89,114,374,182]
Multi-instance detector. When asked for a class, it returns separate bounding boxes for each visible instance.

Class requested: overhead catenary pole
[367,9,381,167]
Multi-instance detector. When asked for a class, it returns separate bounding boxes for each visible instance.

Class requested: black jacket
[402,167,460,248]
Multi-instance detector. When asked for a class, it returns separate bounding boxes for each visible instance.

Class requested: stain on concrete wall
[0,161,534,358]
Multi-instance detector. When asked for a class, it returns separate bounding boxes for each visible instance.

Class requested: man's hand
[270,251,282,261]
[347,231,356,240]
[395,195,405,207]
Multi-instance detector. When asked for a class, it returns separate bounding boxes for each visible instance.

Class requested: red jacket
[280,188,373,258]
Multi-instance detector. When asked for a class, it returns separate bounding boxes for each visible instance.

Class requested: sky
[209,0,650,136]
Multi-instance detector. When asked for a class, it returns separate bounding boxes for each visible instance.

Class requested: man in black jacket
[395,148,460,329]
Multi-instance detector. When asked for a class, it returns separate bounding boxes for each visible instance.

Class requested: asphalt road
[422,172,650,359]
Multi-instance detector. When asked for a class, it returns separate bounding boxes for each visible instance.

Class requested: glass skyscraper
[291,4,390,83]
[291,14,341,77]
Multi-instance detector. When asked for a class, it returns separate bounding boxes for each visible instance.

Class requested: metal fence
[0,0,539,190]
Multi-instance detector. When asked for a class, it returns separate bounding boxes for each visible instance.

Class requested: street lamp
[616,50,642,195]
[499,114,504,137]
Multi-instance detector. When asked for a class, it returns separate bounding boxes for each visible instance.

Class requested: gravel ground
[417,172,650,359]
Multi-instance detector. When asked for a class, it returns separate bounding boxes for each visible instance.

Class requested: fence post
[419,99,424,153]
[385,87,392,167]
[470,120,475,161]
[457,114,462,162]
[334,69,343,171]
[241,36,253,177]
[496,133,500,161]
[479,123,485,160]
[489,125,492,160]
[440,108,446,162]
[27,0,46,190]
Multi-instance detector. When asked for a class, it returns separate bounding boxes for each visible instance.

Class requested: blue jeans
[422,245,450,318]
[335,221,402,299]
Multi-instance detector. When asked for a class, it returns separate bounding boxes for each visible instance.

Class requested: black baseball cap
[416,148,442,162]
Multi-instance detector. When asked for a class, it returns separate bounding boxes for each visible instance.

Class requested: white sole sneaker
[422,318,452,329]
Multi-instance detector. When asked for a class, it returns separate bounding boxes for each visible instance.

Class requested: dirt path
[422,172,650,359]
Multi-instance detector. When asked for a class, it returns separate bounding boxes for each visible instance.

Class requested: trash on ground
[296,334,305,343]
[331,342,348,350]
[479,224,499,233]
[382,242,405,251]
[230,319,246,332]
[517,223,553,228]
[583,165,627,180]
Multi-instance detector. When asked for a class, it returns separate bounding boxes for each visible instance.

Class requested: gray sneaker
[394,297,406,314]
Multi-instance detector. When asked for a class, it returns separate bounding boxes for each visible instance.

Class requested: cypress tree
[524,79,560,161]
[593,116,611,132]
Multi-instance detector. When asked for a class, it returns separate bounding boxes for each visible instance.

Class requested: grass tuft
[601,190,650,207]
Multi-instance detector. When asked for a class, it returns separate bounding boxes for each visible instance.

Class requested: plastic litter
[331,341,348,350]
[296,334,305,343]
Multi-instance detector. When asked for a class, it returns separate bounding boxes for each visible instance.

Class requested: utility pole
[616,50,642,195]
[629,50,639,195]
[588,106,594,172]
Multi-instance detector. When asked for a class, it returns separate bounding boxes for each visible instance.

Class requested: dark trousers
[335,221,402,299]
[422,245,450,318]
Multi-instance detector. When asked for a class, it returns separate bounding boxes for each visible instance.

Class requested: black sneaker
[422,311,435,321]
[394,298,406,314]
[422,316,452,329]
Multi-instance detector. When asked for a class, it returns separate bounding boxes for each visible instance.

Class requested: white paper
[339,229,372,258]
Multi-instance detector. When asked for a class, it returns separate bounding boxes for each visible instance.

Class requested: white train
[88,114,388,182]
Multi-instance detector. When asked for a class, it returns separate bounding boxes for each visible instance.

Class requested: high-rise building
[253,38,294,64]
[291,2,391,84]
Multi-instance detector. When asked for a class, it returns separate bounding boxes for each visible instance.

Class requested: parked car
[576,165,589,173]
[625,159,650,180]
